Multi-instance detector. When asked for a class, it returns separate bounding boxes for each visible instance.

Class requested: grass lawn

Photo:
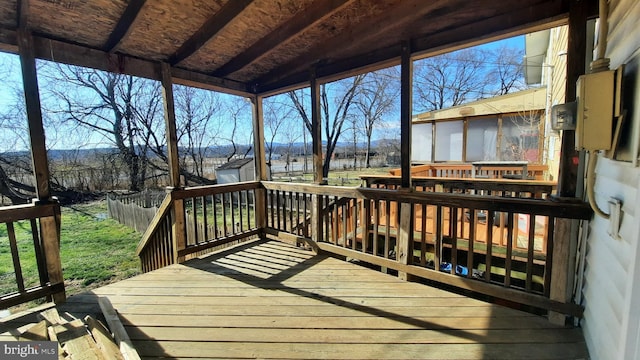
[274,166,393,187]
[0,200,142,310]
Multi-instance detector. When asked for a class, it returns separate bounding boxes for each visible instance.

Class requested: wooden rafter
[256,0,451,89]
[169,0,253,66]
[213,0,353,77]
[256,0,578,94]
[103,0,147,52]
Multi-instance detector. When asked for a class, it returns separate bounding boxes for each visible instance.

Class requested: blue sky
[0,34,526,152]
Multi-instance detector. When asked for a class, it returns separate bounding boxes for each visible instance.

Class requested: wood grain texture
[40,240,589,359]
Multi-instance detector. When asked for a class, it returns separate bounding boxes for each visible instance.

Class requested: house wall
[542,25,568,181]
[580,1,640,359]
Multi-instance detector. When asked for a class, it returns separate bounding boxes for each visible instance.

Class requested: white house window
[466,117,498,161]
[435,121,463,162]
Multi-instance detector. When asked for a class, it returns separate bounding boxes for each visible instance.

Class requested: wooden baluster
[450,207,458,275]
[202,195,209,242]
[192,197,198,245]
[544,217,555,297]
[222,193,228,237]
[373,200,379,256]
[8,222,25,293]
[351,199,358,251]
[212,195,219,238]
[237,191,244,232]
[485,210,494,282]
[295,192,301,236]
[526,214,536,292]
[420,203,427,266]
[30,219,48,287]
[504,212,514,288]
[324,196,330,243]
[384,201,391,259]
[467,208,476,279]
[342,200,348,248]
[231,192,237,234]
[276,190,281,231]
[362,198,370,254]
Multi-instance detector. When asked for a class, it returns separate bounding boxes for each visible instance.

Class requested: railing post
[397,193,414,281]
[549,218,574,324]
[169,189,187,264]
[38,200,65,304]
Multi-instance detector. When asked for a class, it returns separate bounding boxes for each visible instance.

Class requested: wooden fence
[107,194,158,233]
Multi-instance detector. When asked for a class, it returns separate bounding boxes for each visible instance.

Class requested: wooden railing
[389,163,548,180]
[261,181,591,316]
[0,201,65,309]
[361,176,557,254]
[137,182,261,272]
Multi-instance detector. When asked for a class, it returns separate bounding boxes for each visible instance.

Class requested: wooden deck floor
[3,239,587,359]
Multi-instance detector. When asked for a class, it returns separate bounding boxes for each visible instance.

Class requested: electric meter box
[575,70,615,151]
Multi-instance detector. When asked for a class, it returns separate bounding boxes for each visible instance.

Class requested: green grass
[0,201,142,307]
[281,166,393,187]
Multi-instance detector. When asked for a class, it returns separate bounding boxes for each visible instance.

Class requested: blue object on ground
[439,262,468,276]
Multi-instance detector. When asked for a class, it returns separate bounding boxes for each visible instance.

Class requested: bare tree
[356,68,399,168]
[42,64,163,191]
[174,85,222,180]
[414,48,489,112]
[222,97,253,162]
[288,74,365,177]
[263,97,296,169]
[490,45,526,96]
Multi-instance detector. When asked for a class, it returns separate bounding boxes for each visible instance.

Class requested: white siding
[580,1,640,359]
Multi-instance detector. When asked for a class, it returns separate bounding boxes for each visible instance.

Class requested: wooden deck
[2,239,588,359]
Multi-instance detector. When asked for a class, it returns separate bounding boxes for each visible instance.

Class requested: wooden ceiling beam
[169,0,253,66]
[103,0,147,52]
[0,28,253,96]
[213,0,353,77]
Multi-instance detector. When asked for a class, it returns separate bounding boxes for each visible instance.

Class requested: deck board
[5,239,587,359]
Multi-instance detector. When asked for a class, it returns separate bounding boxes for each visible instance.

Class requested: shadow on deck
[2,239,587,359]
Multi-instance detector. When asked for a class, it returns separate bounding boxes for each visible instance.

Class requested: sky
[0,34,526,152]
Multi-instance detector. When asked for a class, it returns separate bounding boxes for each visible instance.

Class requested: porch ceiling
[0,0,596,96]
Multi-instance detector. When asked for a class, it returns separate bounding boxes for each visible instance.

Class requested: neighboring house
[577,1,640,359]
[524,25,571,181]
[411,87,547,171]
[215,158,257,184]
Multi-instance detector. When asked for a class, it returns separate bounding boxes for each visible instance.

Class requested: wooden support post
[400,41,413,189]
[549,0,589,325]
[397,201,414,281]
[160,62,181,188]
[18,30,50,200]
[160,63,187,263]
[558,0,588,198]
[172,197,187,264]
[252,95,267,236]
[18,29,65,303]
[310,67,325,185]
[549,218,572,325]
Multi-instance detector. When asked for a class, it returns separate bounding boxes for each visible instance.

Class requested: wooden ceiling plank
[103,0,147,52]
[213,0,354,77]
[257,0,571,95]
[254,0,451,90]
[169,0,253,66]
